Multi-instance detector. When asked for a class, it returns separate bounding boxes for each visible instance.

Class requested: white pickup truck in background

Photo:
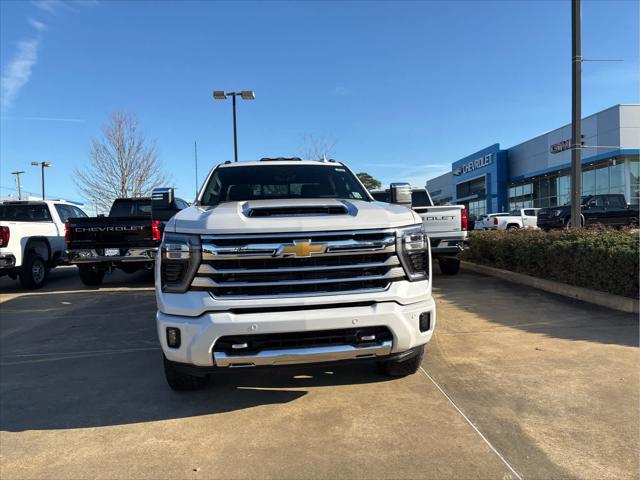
[474,212,510,230]
[0,200,88,288]
[493,208,540,230]
[371,186,467,275]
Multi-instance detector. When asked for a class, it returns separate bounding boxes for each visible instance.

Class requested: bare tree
[299,133,337,160]
[75,111,169,212]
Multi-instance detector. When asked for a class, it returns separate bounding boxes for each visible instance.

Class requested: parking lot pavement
[0,271,637,479]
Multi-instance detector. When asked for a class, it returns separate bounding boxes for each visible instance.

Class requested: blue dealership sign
[451,143,508,213]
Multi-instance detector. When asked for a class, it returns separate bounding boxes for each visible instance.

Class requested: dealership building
[426,104,640,218]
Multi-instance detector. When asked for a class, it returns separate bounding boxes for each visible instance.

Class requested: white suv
[0,200,88,288]
[155,159,436,390]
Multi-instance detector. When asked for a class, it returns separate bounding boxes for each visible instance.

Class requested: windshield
[200,164,370,205]
[109,200,152,217]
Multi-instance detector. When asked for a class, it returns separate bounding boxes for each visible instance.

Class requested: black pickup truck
[537,194,639,229]
[66,190,188,285]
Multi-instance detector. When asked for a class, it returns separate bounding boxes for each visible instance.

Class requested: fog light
[419,312,431,333]
[166,327,181,348]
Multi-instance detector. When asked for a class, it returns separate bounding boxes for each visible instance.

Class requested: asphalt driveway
[0,268,637,479]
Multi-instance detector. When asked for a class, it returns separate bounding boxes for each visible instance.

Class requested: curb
[461,261,639,315]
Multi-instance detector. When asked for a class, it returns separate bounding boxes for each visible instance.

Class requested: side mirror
[152,187,178,221]
[389,183,412,207]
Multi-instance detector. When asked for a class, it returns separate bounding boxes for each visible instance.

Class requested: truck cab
[155,159,436,390]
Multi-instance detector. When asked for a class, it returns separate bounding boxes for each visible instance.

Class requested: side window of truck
[524,209,537,216]
[411,190,432,207]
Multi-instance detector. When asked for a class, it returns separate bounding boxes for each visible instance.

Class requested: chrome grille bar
[191,267,405,288]
[197,256,399,275]
[201,236,395,259]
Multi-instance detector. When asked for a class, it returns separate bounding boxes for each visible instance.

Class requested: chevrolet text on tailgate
[156,158,436,390]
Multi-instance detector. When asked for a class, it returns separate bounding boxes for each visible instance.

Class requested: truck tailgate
[67,216,158,249]
[414,206,464,237]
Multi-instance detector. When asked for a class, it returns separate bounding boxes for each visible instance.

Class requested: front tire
[78,264,105,286]
[378,346,424,377]
[438,257,460,275]
[19,252,48,289]
[163,356,208,391]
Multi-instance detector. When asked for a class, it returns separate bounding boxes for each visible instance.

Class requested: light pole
[11,171,25,200]
[213,90,255,162]
[570,0,582,228]
[31,162,52,200]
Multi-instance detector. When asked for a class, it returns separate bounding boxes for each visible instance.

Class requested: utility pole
[570,0,582,228]
[11,171,25,200]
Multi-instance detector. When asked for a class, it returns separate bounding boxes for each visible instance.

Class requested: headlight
[397,225,430,281]
[160,233,201,293]
[552,209,563,217]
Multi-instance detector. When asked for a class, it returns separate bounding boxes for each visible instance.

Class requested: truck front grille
[191,229,405,298]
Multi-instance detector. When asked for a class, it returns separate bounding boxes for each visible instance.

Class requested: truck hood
[169,199,421,235]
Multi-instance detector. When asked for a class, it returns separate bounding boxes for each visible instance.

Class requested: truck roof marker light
[151,220,162,241]
[461,208,468,231]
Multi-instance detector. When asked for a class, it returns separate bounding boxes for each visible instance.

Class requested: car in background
[370,187,467,275]
[537,194,639,229]
[474,213,510,230]
[490,208,540,230]
[0,200,88,289]
[66,193,188,286]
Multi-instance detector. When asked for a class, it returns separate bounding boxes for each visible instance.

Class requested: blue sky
[1,0,638,204]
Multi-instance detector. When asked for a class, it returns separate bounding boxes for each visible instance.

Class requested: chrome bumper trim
[214,340,393,367]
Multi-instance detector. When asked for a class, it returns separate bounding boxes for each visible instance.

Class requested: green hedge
[462,229,639,298]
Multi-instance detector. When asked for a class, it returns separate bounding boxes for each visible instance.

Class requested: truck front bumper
[157,298,436,368]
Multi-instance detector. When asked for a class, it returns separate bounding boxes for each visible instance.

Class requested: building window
[467,199,486,218]
[557,175,570,205]
[630,158,640,204]
[509,158,637,209]
[456,177,486,199]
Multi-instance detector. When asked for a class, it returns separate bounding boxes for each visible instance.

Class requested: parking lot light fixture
[31,161,52,200]
[212,90,256,162]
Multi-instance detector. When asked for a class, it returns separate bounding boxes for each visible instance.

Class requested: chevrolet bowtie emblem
[281,240,326,258]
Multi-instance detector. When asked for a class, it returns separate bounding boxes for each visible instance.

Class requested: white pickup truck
[493,208,540,230]
[0,200,88,288]
[371,187,467,275]
[155,158,436,390]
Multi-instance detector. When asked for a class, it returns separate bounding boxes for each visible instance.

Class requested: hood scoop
[244,203,349,218]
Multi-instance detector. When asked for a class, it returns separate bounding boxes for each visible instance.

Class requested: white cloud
[32,0,63,13]
[331,86,348,96]
[28,17,47,30]
[1,39,39,113]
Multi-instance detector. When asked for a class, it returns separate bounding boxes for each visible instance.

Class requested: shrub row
[462,229,639,298]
